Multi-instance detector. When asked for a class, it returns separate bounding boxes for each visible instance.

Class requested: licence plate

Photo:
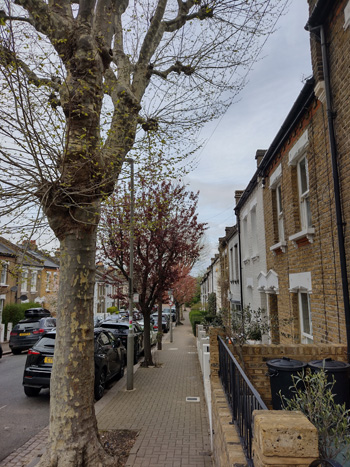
[44,357,53,364]
[19,332,31,336]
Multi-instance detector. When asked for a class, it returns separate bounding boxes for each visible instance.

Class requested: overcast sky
[188,0,313,274]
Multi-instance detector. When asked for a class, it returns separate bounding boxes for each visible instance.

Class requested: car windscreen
[13,321,41,331]
[33,335,56,351]
[40,318,56,327]
[100,323,128,334]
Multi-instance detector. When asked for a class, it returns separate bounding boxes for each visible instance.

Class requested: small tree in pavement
[99,178,206,366]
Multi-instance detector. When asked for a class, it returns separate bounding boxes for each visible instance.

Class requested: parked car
[162,308,176,323]
[22,328,126,400]
[9,308,56,355]
[99,320,144,363]
[151,313,170,332]
[152,315,169,333]
[137,320,157,346]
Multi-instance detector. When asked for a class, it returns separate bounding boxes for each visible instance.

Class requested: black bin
[266,357,307,410]
[308,358,350,409]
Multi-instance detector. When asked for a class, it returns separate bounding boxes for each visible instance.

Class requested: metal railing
[217,336,268,464]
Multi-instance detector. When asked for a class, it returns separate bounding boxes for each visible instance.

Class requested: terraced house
[202,0,350,356]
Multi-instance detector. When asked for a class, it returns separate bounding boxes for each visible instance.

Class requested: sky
[188,0,313,274]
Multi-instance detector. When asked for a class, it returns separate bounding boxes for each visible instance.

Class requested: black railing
[217,336,268,464]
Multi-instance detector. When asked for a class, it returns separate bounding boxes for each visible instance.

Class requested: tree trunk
[157,299,163,350]
[176,302,181,325]
[38,229,115,467]
[142,310,153,366]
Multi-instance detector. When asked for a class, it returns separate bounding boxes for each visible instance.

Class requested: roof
[235,78,315,214]
[305,0,334,29]
[24,248,60,269]
[0,236,43,267]
[0,242,16,257]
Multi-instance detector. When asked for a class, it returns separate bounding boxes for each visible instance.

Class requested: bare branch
[0,44,60,90]
[148,60,196,80]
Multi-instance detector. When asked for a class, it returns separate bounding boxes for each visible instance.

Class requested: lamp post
[126,157,135,391]
[168,289,173,343]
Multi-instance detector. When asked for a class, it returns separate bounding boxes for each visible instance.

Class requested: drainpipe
[308,24,350,360]
[236,212,244,313]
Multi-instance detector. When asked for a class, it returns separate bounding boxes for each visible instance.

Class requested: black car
[22,328,126,400]
[151,313,170,332]
[152,316,169,333]
[9,308,56,354]
[100,321,144,364]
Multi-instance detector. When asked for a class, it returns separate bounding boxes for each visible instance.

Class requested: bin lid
[308,358,350,372]
[266,357,307,371]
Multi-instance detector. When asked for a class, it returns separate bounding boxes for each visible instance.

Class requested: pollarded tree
[0,1,288,464]
[99,178,206,366]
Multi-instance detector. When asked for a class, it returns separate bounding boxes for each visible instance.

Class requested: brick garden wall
[240,342,348,408]
[209,328,348,408]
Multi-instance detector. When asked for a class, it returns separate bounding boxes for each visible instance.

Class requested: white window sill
[270,241,287,255]
[289,228,315,247]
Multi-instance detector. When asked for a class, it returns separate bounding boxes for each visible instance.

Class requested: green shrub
[281,369,350,463]
[189,309,207,335]
[2,302,39,332]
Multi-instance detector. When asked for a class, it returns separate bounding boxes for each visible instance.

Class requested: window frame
[30,270,38,293]
[21,268,28,293]
[0,262,8,285]
[276,183,285,242]
[298,291,313,343]
[297,156,312,230]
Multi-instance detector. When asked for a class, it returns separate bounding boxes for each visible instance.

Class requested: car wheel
[94,368,107,401]
[12,349,22,355]
[24,386,41,397]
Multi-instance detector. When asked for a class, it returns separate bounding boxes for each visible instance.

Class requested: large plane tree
[0,0,287,465]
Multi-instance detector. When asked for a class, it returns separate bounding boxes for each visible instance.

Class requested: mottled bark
[38,225,116,466]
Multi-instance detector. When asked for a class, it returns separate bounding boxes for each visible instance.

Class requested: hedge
[2,302,40,333]
[189,308,207,336]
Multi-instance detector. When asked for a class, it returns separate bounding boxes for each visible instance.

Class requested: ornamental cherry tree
[172,267,198,323]
[99,178,206,366]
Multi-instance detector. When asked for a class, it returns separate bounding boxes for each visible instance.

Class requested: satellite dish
[19,295,28,301]
[10,286,18,292]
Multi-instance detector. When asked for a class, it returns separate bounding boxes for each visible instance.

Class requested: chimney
[234,190,244,206]
[255,149,267,168]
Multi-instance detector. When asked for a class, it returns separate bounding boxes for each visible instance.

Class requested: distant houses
[201,0,350,350]
[0,237,123,335]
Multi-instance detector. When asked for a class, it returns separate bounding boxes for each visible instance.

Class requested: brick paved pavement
[0,312,213,466]
[97,312,213,466]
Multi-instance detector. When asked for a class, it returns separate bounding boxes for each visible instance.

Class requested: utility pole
[126,158,135,391]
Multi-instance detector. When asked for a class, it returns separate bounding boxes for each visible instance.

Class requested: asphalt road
[0,352,50,462]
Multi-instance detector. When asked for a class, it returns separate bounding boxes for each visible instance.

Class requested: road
[0,352,50,462]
